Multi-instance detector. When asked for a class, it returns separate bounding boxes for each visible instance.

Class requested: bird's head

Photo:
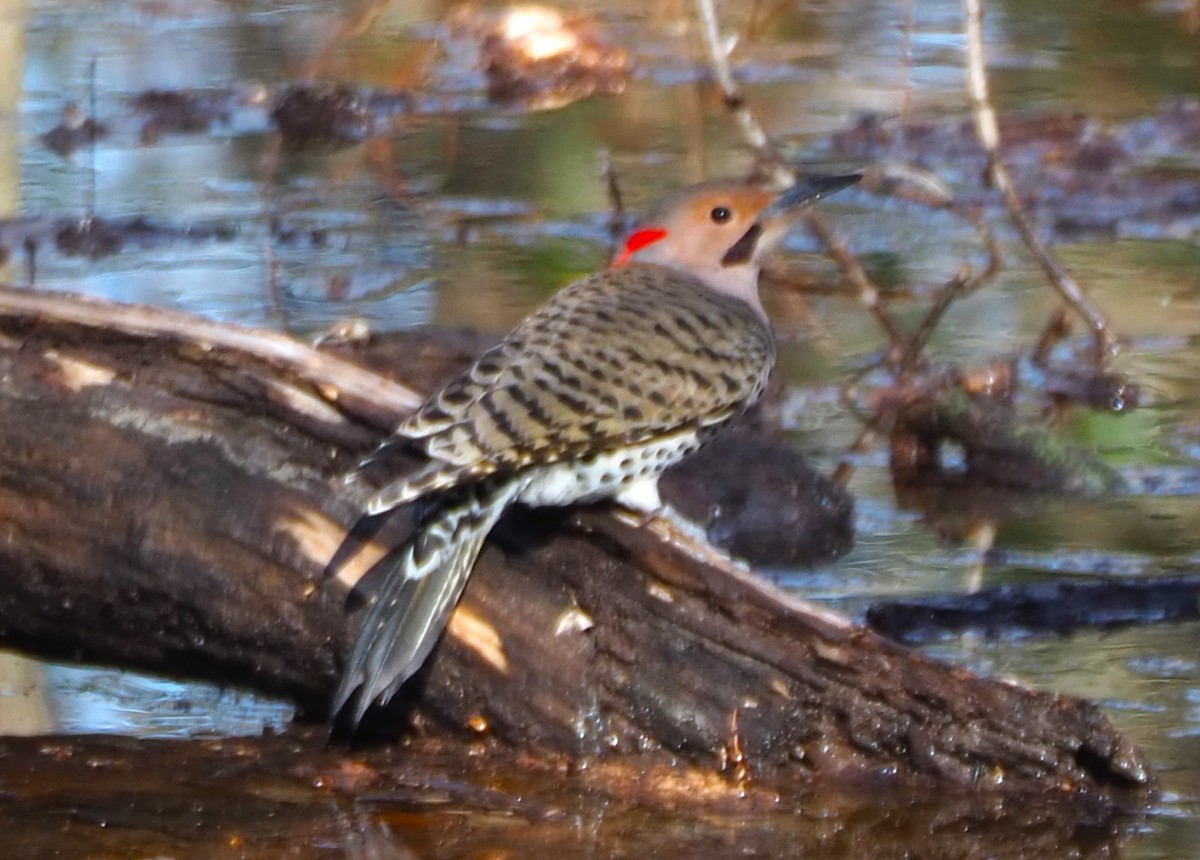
[613,174,860,315]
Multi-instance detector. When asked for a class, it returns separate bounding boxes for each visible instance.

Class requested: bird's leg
[613,476,712,545]
[612,476,746,570]
[612,474,664,520]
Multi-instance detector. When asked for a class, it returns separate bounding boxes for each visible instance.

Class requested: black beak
[720,172,860,267]
[760,172,861,220]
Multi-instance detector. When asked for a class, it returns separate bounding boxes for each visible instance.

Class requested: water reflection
[43,662,293,738]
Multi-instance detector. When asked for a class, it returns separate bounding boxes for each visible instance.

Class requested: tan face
[611,175,858,318]
[618,184,776,274]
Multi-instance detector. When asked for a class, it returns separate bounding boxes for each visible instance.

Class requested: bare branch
[693,0,903,352]
[962,0,1116,360]
[899,0,915,123]
[598,149,627,254]
[857,163,1003,373]
[800,209,905,352]
[862,162,1003,288]
[694,0,788,184]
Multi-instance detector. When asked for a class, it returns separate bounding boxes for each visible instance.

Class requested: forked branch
[963,0,1116,360]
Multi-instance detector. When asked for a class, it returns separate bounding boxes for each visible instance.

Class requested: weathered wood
[0,286,1154,807]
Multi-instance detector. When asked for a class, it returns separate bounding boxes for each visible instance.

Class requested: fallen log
[0,286,1153,808]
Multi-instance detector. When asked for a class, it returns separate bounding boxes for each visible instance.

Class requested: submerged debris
[0,213,241,278]
[448,4,629,111]
[47,216,237,260]
[131,87,267,144]
[270,83,411,147]
[867,575,1200,643]
[1041,366,1141,412]
[889,383,1126,496]
[54,217,123,260]
[828,104,1200,242]
[40,103,108,157]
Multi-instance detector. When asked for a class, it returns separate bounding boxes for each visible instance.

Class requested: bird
[328,173,860,728]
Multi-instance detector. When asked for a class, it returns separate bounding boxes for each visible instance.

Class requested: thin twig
[598,149,627,255]
[896,267,970,373]
[301,0,391,81]
[801,209,905,353]
[87,58,97,222]
[23,237,36,288]
[856,163,1003,373]
[1031,307,1072,367]
[694,0,788,185]
[694,0,904,353]
[899,0,914,125]
[744,0,789,44]
[963,0,1116,360]
[862,162,1003,291]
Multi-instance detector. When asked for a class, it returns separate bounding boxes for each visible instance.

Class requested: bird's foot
[612,475,664,519]
[642,505,746,570]
[612,479,743,569]
[643,502,710,544]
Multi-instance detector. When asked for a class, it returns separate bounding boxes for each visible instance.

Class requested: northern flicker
[329,174,859,726]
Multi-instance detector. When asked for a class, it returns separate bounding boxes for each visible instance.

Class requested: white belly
[518,431,702,508]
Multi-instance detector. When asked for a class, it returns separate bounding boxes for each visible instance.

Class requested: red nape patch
[612,228,667,267]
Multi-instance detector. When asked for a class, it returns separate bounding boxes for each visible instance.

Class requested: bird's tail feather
[331,477,523,728]
[322,510,389,605]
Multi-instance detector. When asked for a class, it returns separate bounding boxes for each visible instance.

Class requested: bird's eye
[710,205,732,224]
